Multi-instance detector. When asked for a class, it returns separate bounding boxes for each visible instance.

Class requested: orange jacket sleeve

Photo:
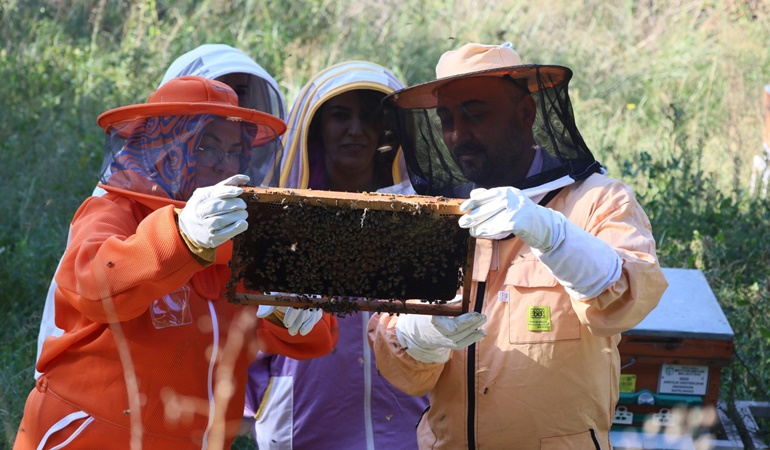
[257,314,339,359]
[55,195,204,323]
[367,312,443,397]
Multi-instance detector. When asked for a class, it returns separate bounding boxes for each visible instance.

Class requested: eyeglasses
[194,145,242,167]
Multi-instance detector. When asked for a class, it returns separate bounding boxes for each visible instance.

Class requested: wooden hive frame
[226,187,475,316]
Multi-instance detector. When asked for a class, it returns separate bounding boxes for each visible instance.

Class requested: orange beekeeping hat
[97,75,287,142]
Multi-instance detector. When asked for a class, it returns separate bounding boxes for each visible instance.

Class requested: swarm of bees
[226,187,474,316]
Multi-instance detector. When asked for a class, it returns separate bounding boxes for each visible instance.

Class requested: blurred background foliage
[2,0,769,446]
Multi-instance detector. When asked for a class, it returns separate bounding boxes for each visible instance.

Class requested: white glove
[257,305,323,336]
[459,186,622,299]
[458,186,559,247]
[395,311,487,364]
[179,174,250,248]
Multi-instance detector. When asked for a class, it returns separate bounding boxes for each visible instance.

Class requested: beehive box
[226,187,475,316]
[614,268,735,428]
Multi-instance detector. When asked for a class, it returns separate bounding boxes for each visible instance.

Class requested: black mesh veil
[384,65,602,197]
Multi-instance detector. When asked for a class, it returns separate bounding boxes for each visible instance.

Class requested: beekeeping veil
[158,44,287,186]
[97,76,286,201]
[385,42,602,197]
[279,60,409,190]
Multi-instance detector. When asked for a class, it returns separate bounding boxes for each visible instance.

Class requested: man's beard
[452,142,492,184]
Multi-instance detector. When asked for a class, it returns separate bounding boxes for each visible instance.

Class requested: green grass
[2,0,770,447]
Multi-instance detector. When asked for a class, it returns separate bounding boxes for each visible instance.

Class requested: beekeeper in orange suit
[34,44,291,380]
[14,76,337,450]
[368,43,668,449]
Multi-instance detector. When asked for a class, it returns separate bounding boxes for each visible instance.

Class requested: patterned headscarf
[103,114,258,201]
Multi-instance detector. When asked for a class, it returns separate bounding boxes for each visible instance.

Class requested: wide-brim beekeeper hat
[97,75,287,144]
[388,42,572,109]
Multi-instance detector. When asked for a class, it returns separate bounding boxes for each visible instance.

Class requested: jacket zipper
[590,428,602,449]
[464,189,562,449]
[466,281,486,449]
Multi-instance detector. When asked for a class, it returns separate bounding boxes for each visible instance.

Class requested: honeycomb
[226,187,474,316]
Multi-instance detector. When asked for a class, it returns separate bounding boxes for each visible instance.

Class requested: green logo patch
[527,305,551,331]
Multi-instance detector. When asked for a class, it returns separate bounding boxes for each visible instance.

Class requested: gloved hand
[257,305,323,336]
[459,186,623,299]
[395,311,487,364]
[458,186,560,248]
[179,174,250,249]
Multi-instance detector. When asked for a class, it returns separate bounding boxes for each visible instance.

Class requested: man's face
[435,77,536,188]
